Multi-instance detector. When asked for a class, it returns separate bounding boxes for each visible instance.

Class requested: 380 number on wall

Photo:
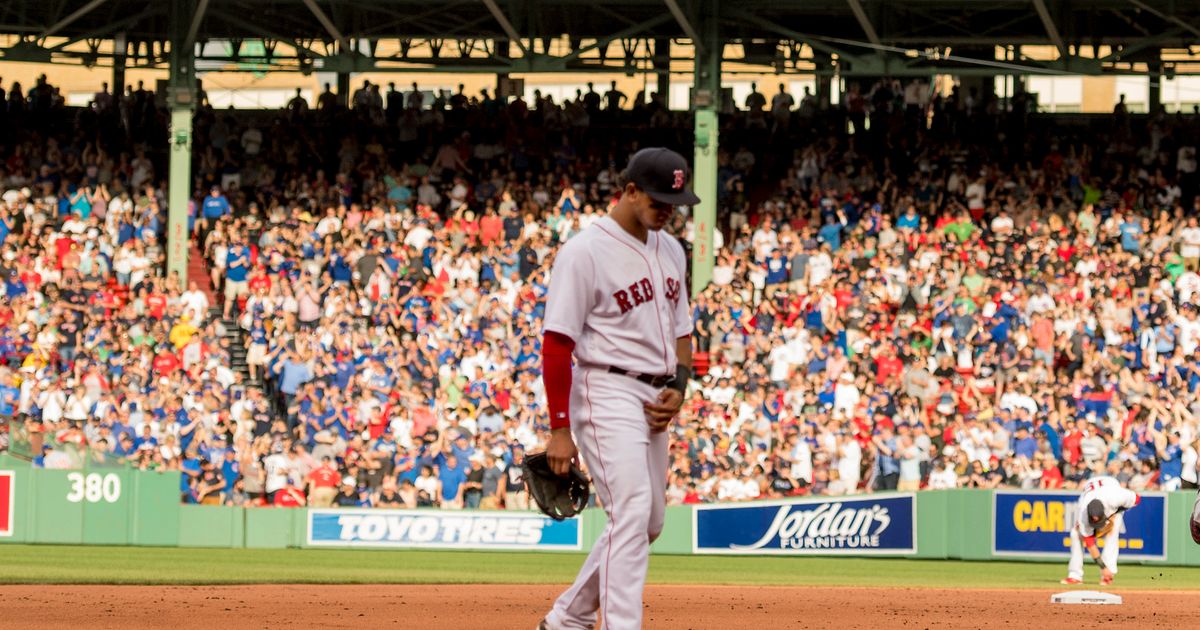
[65,473,121,504]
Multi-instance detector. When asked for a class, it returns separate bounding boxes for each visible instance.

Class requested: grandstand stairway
[188,242,257,389]
[215,307,255,386]
[186,243,218,307]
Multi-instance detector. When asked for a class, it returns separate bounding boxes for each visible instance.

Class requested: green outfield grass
[0,544,1198,589]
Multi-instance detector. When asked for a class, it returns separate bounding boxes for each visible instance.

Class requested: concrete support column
[690,1,720,297]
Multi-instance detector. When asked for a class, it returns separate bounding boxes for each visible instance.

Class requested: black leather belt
[605,366,673,388]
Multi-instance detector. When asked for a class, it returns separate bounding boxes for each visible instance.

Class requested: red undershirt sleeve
[542,331,576,430]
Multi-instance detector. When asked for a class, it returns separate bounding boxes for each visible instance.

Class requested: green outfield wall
[1,463,1196,565]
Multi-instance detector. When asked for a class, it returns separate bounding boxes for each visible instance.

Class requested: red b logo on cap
[672,169,684,190]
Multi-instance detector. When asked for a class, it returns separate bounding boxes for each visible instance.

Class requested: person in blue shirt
[221,448,241,497]
[818,210,848,251]
[0,375,19,418]
[1157,431,1184,488]
[765,249,789,286]
[132,425,158,451]
[4,270,26,299]
[436,453,469,507]
[223,238,250,318]
[1012,424,1038,460]
[329,251,353,284]
[1119,215,1143,253]
[199,185,230,239]
[872,422,901,490]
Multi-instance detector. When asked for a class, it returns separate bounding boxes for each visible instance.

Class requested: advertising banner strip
[306,509,583,551]
[991,489,1167,560]
[0,471,12,537]
[692,494,917,555]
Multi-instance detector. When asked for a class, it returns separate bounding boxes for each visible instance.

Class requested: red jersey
[146,293,167,319]
[875,356,903,385]
[249,274,271,294]
[307,467,340,489]
[153,351,181,375]
[273,486,305,507]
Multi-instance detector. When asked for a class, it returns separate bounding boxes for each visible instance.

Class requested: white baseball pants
[545,367,669,630]
[1067,514,1123,580]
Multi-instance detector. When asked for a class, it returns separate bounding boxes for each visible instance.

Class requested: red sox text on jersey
[612,277,681,314]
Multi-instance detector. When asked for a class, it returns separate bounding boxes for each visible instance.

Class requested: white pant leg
[1191,492,1200,543]
[548,369,657,630]
[1102,514,1122,575]
[647,428,669,543]
[1067,526,1085,580]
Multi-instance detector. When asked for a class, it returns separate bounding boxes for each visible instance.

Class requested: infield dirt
[4,584,1198,629]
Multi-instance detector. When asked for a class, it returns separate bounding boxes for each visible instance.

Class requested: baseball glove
[523,451,590,521]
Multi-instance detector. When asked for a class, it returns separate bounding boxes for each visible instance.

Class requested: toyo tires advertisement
[307,508,583,550]
[693,494,916,555]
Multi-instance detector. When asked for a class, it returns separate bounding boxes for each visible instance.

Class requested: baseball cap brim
[645,188,701,206]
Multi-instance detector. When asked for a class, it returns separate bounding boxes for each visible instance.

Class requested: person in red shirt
[1040,456,1065,488]
[54,234,76,269]
[273,482,307,507]
[479,207,503,246]
[305,456,341,507]
[248,266,272,294]
[1061,418,1084,466]
[875,345,904,385]
[146,289,168,320]
[152,347,182,376]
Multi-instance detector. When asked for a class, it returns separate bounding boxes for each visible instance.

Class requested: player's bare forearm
[643,336,693,431]
[676,335,693,370]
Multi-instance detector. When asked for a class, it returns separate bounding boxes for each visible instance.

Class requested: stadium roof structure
[1,0,1200,77]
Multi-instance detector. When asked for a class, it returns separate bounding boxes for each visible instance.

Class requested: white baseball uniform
[1066,476,1140,581]
[542,216,692,630]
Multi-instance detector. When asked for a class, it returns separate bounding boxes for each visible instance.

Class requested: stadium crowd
[2,73,1200,510]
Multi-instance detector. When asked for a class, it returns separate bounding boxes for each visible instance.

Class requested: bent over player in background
[537,148,700,630]
[1061,476,1140,586]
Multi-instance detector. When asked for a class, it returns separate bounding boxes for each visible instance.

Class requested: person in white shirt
[990,209,1015,241]
[833,371,860,415]
[806,248,833,289]
[180,281,210,323]
[1176,306,1200,356]
[926,459,958,489]
[966,177,987,213]
[716,468,743,501]
[738,475,761,501]
[1181,217,1200,270]
[836,432,862,493]
[1182,439,1199,490]
[789,437,813,486]
[263,445,291,498]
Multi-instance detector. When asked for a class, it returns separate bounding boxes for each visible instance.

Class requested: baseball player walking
[1061,475,1140,586]
[538,148,700,630]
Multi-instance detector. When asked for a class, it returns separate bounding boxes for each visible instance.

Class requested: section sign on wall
[992,490,1167,560]
[306,509,582,550]
[0,471,12,537]
[693,494,916,555]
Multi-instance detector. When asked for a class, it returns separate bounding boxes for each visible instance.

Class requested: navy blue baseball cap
[625,148,701,206]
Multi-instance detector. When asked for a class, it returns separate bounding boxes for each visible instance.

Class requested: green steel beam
[166,0,194,291]
[691,0,719,298]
